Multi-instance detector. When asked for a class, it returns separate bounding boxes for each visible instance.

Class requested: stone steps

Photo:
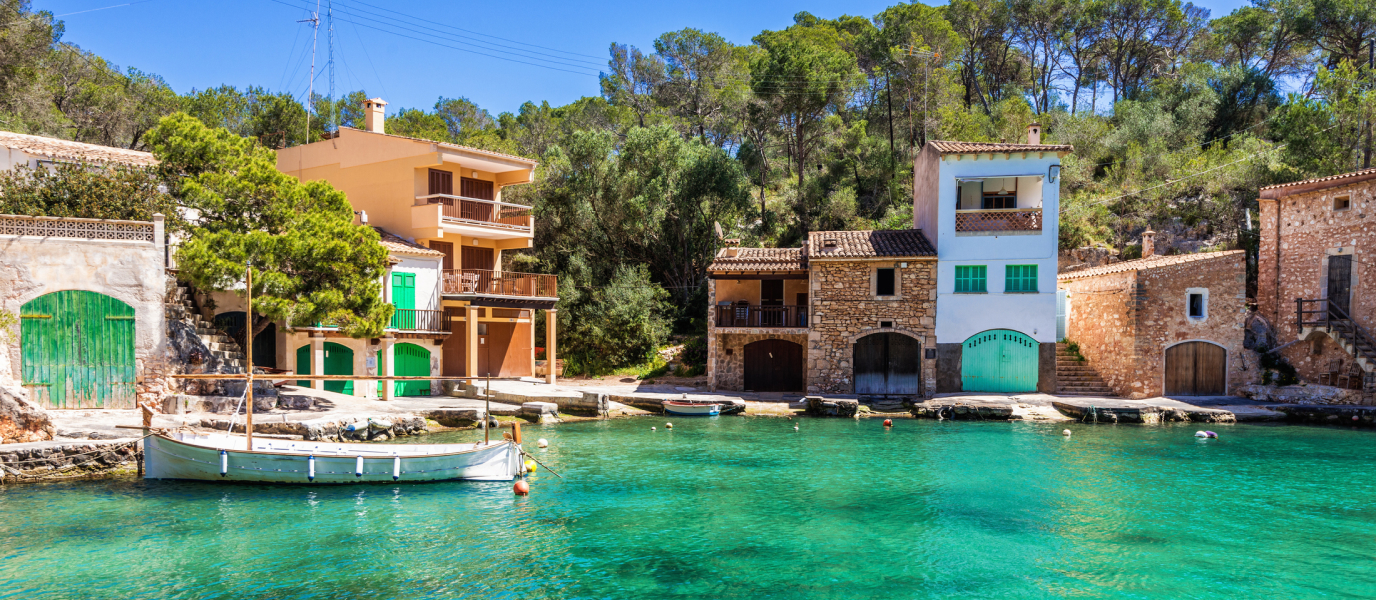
[1055,344,1115,397]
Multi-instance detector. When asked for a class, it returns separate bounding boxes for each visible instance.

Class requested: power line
[0,0,160,29]
[335,0,605,61]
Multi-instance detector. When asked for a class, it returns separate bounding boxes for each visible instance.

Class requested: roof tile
[709,244,808,272]
[0,130,156,167]
[927,140,1073,154]
[1259,167,1376,192]
[808,229,936,259]
[1057,249,1244,281]
[374,227,445,257]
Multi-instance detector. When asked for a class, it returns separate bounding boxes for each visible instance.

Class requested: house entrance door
[760,280,783,326]
[1328,254,1352,318]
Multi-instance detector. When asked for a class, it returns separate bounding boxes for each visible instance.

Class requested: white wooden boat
[144,431,523,483]
[663,401,720,416]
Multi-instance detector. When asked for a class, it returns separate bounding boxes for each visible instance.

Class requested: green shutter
[1006,265,1038,293]
[394,343,432,396]
[21,291,135,408]
[296,342,354,394]
[955,265,987,293]
[390,272,416,329]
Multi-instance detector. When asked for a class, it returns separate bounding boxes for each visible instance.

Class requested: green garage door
[961,329,1038,392]
[392,343,432,397]
[296,342,355,394]
[21,290,136,408]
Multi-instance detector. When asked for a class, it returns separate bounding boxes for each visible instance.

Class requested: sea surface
[2,418,1374,599]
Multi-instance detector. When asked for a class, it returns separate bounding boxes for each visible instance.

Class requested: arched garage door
[743,339,803,392]
[854,333,922,396]
[21,290,136,408]
[392,343,432,397]
[297,342,355,394]
[962,329,1038,392]
[1164,342,1226,396]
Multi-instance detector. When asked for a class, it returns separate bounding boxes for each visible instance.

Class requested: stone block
[520,402,558,417]
[277,394,315,410]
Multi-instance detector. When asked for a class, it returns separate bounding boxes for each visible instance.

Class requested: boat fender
[1062,429,1072,437]
[666,422,673,429]
[308,455,316,481]
[514,480,530,495]
[883,419,893,427]
[355,455,364,478]
[1194,431,1208,438]
[794,424,799,432]
[525,460,537,473]
[651,427,656,431]
[345,421,362,432]
[1205,431,1218,439]
[393,454,401,481]
[537,438,549,448]
[220,450,228,477]
[369,418,393,430]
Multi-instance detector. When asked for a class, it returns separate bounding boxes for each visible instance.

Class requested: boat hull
[144,432,522,483]
[663,403,720,416]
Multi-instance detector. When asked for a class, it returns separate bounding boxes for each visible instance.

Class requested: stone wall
[808,259,937,395]
[710,331,810,391]
[1062,252,1254,398]
[1259,178,1376,382]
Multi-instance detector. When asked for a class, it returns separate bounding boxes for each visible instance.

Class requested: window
[955,265,987,293]
[1005,265,1038,293]
[879,320,894,329]
[982,194,1016,209]
[1187,288,1208,319]
[1335,195,1351,211]
[1189,293,1204,317]
[876,268,896,296]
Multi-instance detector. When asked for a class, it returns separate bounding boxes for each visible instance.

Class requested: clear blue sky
[38,0,1253,117]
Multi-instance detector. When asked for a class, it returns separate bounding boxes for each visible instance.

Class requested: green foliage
[0,309,15,345]
[0,161,184,229]
[556,265,671,376]
[146,113,391,339]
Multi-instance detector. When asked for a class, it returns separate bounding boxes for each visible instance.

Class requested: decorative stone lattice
[0,214,154,242]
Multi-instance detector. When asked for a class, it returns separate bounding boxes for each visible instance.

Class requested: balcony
[389,308,445,332]
[416,194,532,232]
[715,304,808,328]
[955,208,1042,233]
[443,269,557,298]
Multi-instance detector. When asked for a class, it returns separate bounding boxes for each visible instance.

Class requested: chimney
[722,238,740,257]
[1142,230,1156,258]
[363,98,388,134]
[1027,122,1042,145]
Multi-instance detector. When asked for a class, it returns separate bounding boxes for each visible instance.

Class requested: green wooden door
[961,329,1038,392]
[390,273,416,329]
[21,291,136,408]
[394,343,431,396]
[295,342,355,394]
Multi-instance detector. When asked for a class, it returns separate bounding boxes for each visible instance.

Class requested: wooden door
[961,329,1038,392]
[295,342,355,394]
[1328,255,1352,317]
[462,246,495,271]
[760,279,784,326]
[854,333,922,396]
[390,272,416,329]
[743,339,803,392]
[20,290,136,408]
[430,241,455,271]
[1164,342,1226,396]
[442,313,466,376]
[392,343,432,396]
[461,177,494,200]
[428,169,453,196]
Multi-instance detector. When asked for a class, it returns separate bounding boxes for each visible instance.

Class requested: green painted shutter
[21,291,135,408]
[955,265,987,293]
[297,343,354,393]
[961,329,1038,392]
[296,345,311,387]
[391,273,416,329]
[1006,265,1038,293]
[394,343,432,396]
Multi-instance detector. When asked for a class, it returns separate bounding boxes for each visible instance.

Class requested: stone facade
[1059,251,1255,398]
[808,259,937,395]
[1259,176,1376,382]
[710,330,810,391]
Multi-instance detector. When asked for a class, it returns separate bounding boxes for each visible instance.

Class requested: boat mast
[245,262,254,451]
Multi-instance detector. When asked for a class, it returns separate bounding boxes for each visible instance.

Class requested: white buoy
[1062,429,1072,436]
[537,438,549,448]
[1194,431,1208,438]
[666,422,673,429]
[652,427,657,431]
[794,424,799,432]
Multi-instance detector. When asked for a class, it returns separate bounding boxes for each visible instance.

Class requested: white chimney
[1142,230,1156,258]
[1027,122,1041,145]
[364,98,388,134]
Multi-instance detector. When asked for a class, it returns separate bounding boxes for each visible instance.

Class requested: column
[311,335,325,391]
[545,309,557,385]
[466,306,480,381]
[379,336,396,400]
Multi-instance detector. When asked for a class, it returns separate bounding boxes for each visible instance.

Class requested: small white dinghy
[144,431,523,483]
[663,401,720,416]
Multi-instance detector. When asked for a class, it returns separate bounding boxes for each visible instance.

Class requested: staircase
[1055,344,1115,397]
[166,282,246,371]
[1296,298,1376,399]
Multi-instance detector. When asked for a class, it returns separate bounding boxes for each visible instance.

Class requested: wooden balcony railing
[443,269,558,298]
[389,308,445,332]
[715,304,808,328]
[955,208,1042,233]
[417,194,531,230]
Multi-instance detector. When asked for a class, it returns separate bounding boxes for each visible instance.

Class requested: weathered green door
[390,273,416,329]
[295,342,355,394]
[21,291,136,408]
[961,329,1038,392]
[393,343,431,396]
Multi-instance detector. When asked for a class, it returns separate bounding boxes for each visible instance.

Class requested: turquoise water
[2,418,1375,599]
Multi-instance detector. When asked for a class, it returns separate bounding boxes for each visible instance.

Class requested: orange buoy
[514,480,530,495]
[883,419,893,427]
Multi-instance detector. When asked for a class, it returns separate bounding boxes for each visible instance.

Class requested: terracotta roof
[0,130,156,167]
[374,227,445,257]
[1259,167,1376,194]
[708,244,808,272]
[1057,249,1244,281]
[808,229,936,259]
[338,127,537,167]
[927,140,1073,154]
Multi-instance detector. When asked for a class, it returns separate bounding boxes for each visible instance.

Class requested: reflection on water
[2,419,1375,599]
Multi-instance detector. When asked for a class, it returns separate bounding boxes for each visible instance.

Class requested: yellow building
[273,98,558,398]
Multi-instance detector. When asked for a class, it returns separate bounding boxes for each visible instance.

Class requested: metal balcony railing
[955,208,1042,233]
[443,269,557,298]
[416,194,531,230]
[715,304,808,328]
